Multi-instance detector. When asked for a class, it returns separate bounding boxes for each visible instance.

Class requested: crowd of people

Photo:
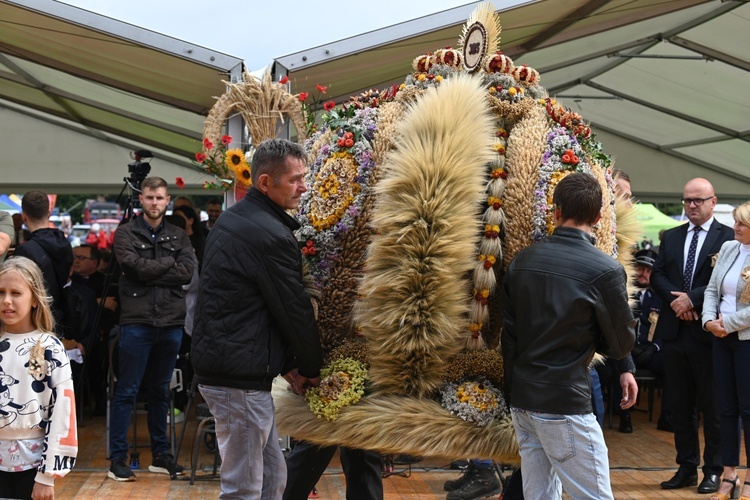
[1,139,750,500]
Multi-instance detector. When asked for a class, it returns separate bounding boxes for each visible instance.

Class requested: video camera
[126,150,153,209]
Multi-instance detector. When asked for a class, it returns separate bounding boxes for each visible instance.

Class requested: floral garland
[538,97,618,255]
[439,378,507,427]
[296,106,379,287]
[531,126,592,242]
[306,357,368,421]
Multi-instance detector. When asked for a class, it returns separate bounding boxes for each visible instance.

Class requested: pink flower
[175,177,185,189]
[279,75,289,84]
[298,92,309,102]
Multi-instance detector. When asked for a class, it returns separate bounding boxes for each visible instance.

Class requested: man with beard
[107,176,195,482]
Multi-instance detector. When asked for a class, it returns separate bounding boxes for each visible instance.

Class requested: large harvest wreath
[269,2,639,462]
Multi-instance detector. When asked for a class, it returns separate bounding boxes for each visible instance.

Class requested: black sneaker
[444,461,475,491]
[149,454,185,476]
[108,458,136,482]
[446,466,501,500]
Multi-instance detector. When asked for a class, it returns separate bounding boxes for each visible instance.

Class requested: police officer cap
[634,249,657,268]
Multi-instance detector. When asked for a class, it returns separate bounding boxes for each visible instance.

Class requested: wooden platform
[55,393,732,499]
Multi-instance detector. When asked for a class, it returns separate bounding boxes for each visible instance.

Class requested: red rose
[316,84,327,94]
[323,100,335,111]
[337,138,346,147]
[308,248,317,256]
[344,132,354,140]
[195,152,207,163]
[221,135,232,145]
[562,154,572,164]
[279,75,289,84]
[572,155,579,164]
[175,177,185,189]
[203,138,214,150]
[344,138,354,148]
[298,92,309,102]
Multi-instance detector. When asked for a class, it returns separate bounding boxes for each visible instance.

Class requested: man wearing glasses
[651,178,734,494]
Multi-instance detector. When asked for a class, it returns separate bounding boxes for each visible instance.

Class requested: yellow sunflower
[235,165,253,187]
[225,148,248,170]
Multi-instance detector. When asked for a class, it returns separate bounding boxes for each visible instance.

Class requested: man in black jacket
[14,191,73,329]
[107,176,195,482]
[192,139,323,499]
[651,177,733,494]
[501,172,636,499]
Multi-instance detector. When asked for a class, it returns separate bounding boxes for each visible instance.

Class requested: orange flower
[279,75,289,84]
[316,84,327,94]
[323,100,335,111]
[175,177,185,189]
[298,92,309,102]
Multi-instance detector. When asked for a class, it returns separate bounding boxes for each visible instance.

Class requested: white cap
[91,223,101,232]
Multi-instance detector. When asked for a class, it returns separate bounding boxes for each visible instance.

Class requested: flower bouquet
[194,135,252,191]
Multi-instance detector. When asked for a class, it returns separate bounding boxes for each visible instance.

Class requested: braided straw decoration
[501,105,550,267]
[591,160,617,256]
[202,70,307,146]
[465,118,507,351]
[317,194,377,352]
[372,101,406,166]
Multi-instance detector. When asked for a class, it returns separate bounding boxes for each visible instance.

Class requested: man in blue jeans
[108,176,195,481]
[501,173,637,499]
[192,139,323,499]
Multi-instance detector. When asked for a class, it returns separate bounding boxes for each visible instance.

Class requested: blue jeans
[511,407,614,500]
[199,385,286,500]
[109,325,182,461]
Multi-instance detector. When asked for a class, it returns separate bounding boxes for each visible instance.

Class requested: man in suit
[651,178,734,494]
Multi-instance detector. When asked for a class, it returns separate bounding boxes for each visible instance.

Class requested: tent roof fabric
[0,0,244,194]
[633,203,682,243]
[274,0,750,203]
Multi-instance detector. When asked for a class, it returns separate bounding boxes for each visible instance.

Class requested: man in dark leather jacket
[192,139,323,499]
[501,172,636,499]
[108,176,195,482]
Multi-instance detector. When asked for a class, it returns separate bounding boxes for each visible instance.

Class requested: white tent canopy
[0,0,244,194]
[273,0,750,204]
[2,0,748,201]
